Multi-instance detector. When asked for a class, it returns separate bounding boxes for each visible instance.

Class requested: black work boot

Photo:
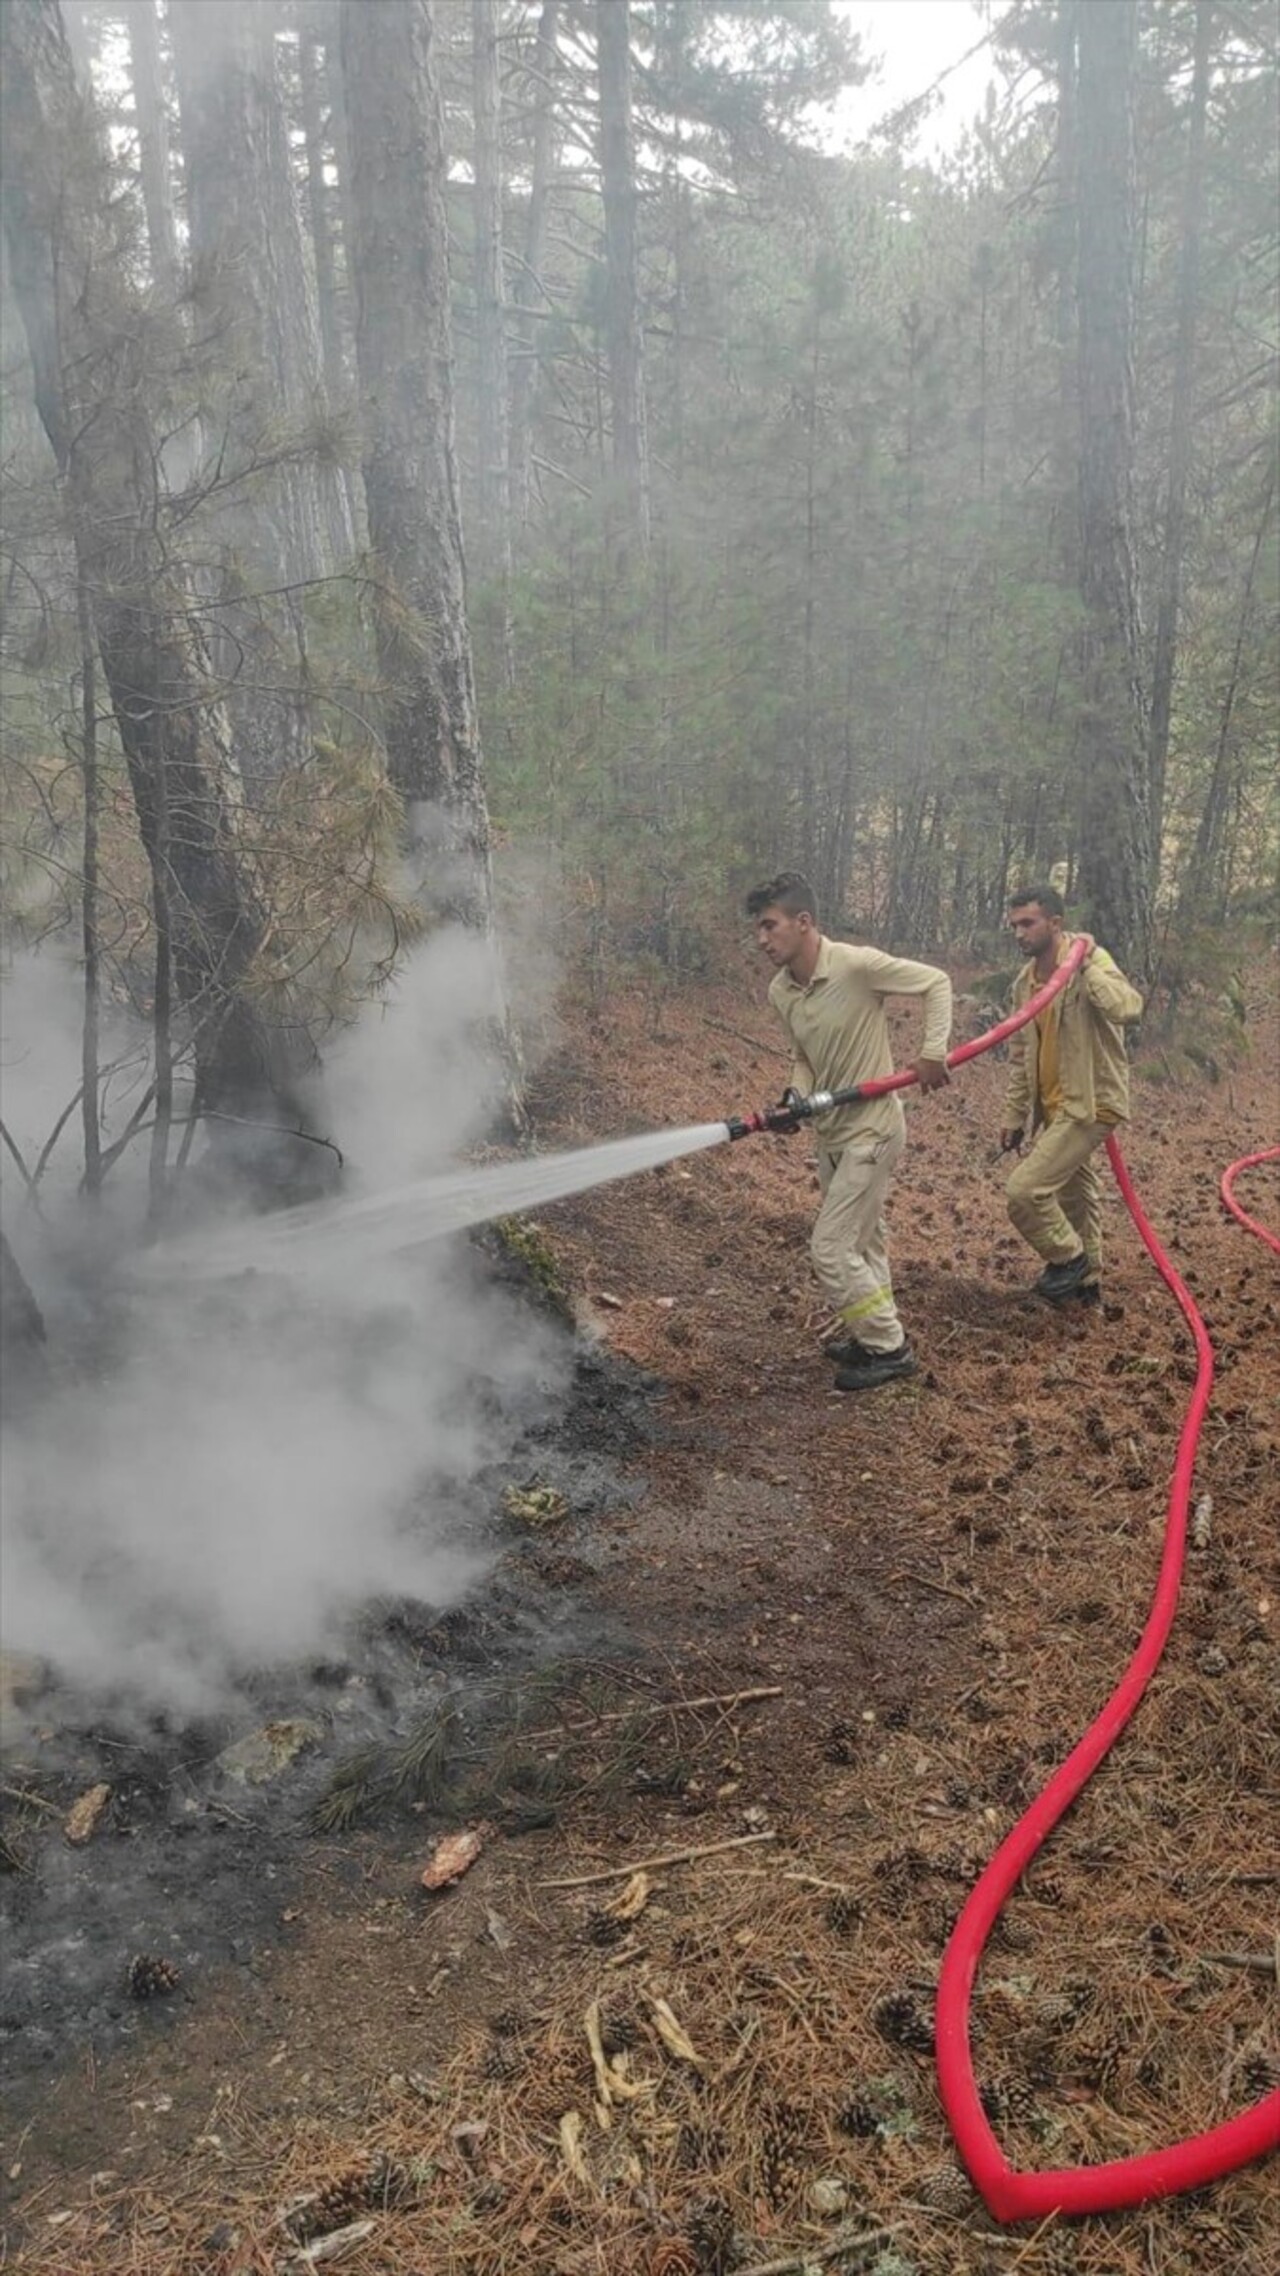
[1035,1254,1089,1303]
[823,1335,868,1365]
[833,1342,917,1392]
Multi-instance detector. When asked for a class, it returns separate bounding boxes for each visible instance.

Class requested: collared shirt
[768,937,952,1151]
[1004,935,1144,1131]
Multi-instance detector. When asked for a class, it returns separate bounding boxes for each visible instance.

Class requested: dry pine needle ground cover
[5,951,1278,2276]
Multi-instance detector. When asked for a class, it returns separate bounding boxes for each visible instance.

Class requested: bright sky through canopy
[828,0,998,155]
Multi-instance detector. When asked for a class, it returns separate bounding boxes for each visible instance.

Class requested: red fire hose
[1220,1145,1280,1256]
[842,949,1280,2219]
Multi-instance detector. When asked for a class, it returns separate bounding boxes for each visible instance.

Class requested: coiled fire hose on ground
[731,944,1280,2217]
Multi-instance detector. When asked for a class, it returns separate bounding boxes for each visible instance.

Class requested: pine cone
[1027,1870,1065,1906]
[487,2006,526,2039]
[127,1953,181,2001]
[482,2040,520,2080]
[834,2090,880,2138]
[585,1907,626,1947]
[823,1723,859,1765]
[1064,1974,1096,2019]
[1034,1990,1082,2032]
[1241,2050,1280,2098]
[872,1989,935,2054]
[685,2189,735,2274]
[874,1845,930,1883]
[914,2165,973,2218]
[980,2071,1040,2126]
[824,1890,862,1936]
[364,2154,416,2212]
[677,2123,728,2172]
[759,2098,809,2208]
[294,2165,372,2240]
[991,1913,1036,1953]
[599,2007,643,2057]
[1072,2035,1122,2091]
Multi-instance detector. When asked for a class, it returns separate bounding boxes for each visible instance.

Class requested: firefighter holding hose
[1000,885,1144,1304]
[747,872,952,1392]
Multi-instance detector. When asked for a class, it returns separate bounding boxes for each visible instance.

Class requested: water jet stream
[138,1122,730,1283]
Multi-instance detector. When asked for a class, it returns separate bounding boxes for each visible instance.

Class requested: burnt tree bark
[1147,0,1213,857]
[339,0,497,935]
[596,0,649,563]
[1,0,311,1136]
[1074,0,1152,978]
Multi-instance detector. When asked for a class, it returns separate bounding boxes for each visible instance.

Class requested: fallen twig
[885,1568,978,1606]
[700,1014,778,1055]
[519,1684,782,1745]
[1203,1950,1277,1976]
[733,2222,905,2276]
[540,1830,777,1887]
[0,1784,60,1818]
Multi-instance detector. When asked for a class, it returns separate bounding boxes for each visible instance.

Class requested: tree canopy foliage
[0,0,1275,1210]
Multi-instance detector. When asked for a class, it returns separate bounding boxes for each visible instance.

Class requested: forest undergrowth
[6,950,1276,2276]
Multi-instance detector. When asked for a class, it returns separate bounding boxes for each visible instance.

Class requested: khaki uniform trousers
[1006,1114,1110,1272]
[811,1120,907,1353]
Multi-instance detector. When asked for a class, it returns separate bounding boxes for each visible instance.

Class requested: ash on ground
[0,1300,654,2109]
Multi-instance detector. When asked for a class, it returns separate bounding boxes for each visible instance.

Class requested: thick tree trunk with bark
[123,0,179,303]
[596,0,649,562]
[298,20,349,419]
[1,0,311,1135]
[510,0,558,527]
[470,0,513,666]
[1147,0,1212,859]
[169,0,348,591]
[339,0,496,934]
[1074,0,1152,979]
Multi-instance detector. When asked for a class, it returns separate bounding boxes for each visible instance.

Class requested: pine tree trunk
[1074,0,1152,978]
[596,0,649,563]
[1053,0,1079,575]
[1179,461,1274,923]
[298,21,349,420]
[122,0,179,303]
[1147,0,1212,860]
[471,0,514,682]
[509,0,558,527]
[339,0,497,934]
[1,0,313,1136]
[505,0,555,521]
[169,0,347,593]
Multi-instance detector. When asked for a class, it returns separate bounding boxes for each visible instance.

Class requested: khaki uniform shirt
[768,938,953,1152]
[1004,936,1144,1130]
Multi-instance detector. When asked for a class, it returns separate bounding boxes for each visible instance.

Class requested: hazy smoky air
[0,931,566,1715]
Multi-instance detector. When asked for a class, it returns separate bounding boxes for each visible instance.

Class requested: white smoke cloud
[0,931,566,1714]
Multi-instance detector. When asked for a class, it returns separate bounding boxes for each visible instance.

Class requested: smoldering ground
[0,932,654,2094]
[0,928,573,1711]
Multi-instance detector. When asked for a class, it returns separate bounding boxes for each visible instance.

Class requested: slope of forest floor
[2,948,1278,2276]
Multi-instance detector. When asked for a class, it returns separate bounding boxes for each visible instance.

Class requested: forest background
[0,0,1276,1235]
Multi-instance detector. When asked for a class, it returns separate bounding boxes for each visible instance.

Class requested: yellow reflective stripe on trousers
[841,1286,892,1323]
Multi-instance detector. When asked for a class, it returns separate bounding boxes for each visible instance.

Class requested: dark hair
[745,871,818,924]
[1008,883,1065,919]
